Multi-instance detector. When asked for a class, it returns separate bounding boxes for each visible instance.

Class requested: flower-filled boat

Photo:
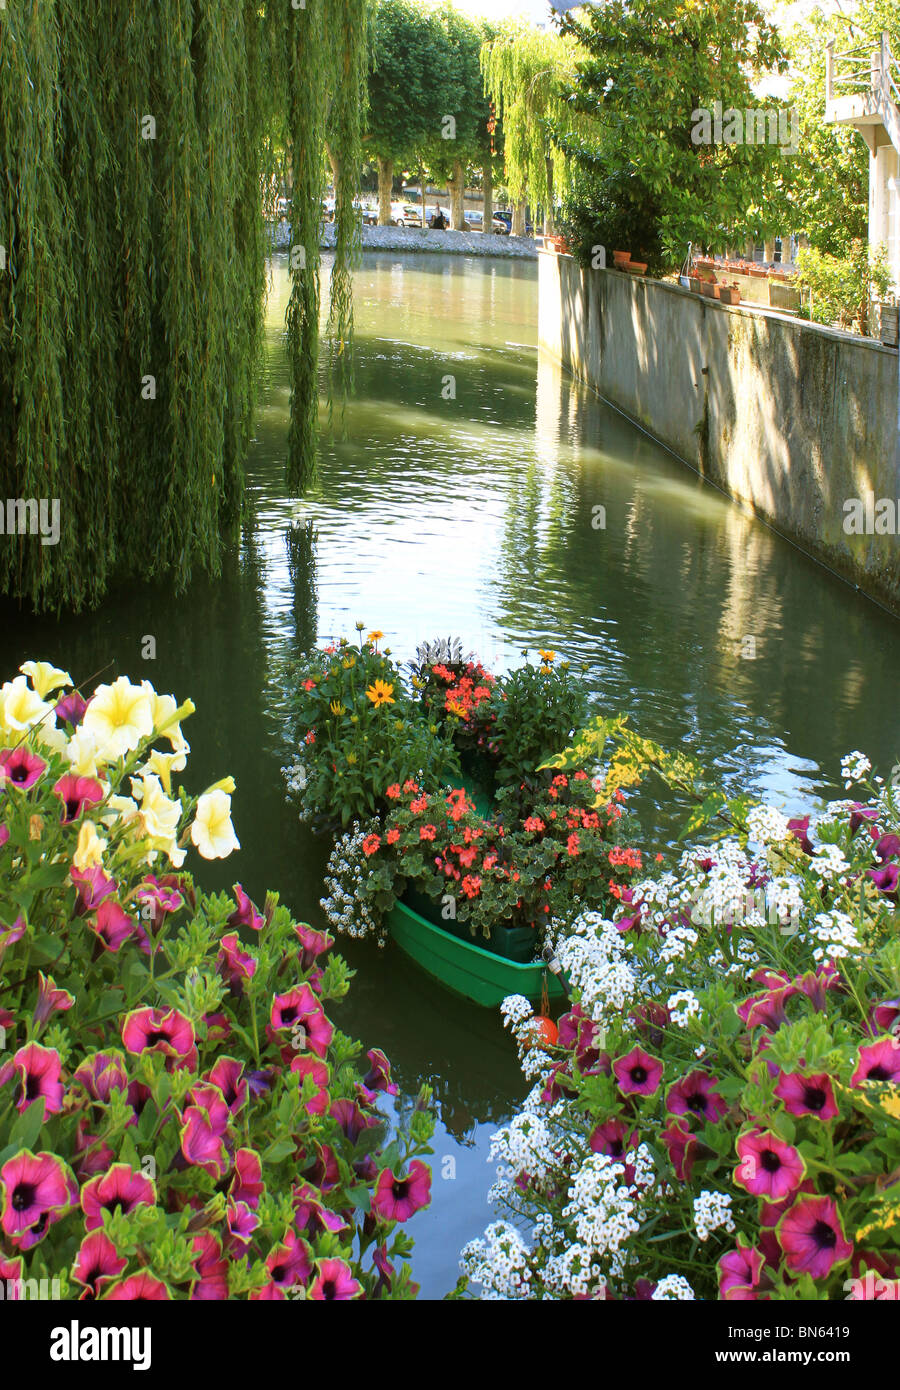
[283,631,644,1006]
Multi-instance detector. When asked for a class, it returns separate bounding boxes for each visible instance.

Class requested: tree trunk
[543,157,554,236]
[325,142,340,221]
[377,156,393,225]
[419,160,427,228]
[511,199,526,236]
[482,163,493,234]
[450,160,466,231]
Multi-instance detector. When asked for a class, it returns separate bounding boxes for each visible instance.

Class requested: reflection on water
[1,252,897,1296]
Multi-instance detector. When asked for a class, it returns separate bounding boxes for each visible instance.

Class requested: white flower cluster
[652,1274,696,1300]
[489,1111,557,1191]
[667,989,701,1028]
[541,1244,605,1298]
[809,843,850,886]
[693,1188,736,1242]
[320,823,384,944]
[460,1221,533,1300]
[500,994,534,1030]
[560,1146,655,1279]
[841,751,872,787]
[746,804,791,848]
[809,910,861,962]
[556,912,639,1024]
[282,755,313,823]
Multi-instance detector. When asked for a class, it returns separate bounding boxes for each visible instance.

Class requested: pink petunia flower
[735,1128,805,1200]
[81,1163,156,1231]
[372,1159,431,1223]
[718,1241,766,1300]
[0,746,47,791]
[851,1036,900,1087]
[0,1042,65,1116]
[613,1046,663,1097]
[307,1258,363,1301]
[777,1195,852,1279]
[105,1272,171,1300]
[72,1230,128,1299]
[774,1070,839,1121]
[52,773,104,824]
[121,1006,195,1061]
[666,1070,728,1125]
[0,1150,76,1247]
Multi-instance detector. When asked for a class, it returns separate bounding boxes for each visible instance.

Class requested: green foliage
[555,0,788,267]
[0,0,366,609]
[491,656,588,793]
[780,0,898,258]
[284,632,460,829]
[796,241,893,334]
[480,23,579,226]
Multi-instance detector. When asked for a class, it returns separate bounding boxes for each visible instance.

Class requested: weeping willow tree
[480,23,579,234]
[0,0,366,612]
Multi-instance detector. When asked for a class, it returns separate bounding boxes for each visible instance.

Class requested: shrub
[283,629,458,829]
[795,240,892,335]
[0,660,432,1300]
[460,749,900,1301]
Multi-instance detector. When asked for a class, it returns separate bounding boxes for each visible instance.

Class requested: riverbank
[539,251,900,614]
[268,219,538,258]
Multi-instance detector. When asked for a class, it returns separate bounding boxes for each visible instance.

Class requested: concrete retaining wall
[539,252,900,611]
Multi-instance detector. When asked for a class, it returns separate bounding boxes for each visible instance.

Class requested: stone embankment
[268,219,538,259]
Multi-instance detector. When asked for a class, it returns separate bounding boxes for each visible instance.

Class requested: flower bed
[0,660,432,1300]
[284,633,643,958]
[460,728,900,1301]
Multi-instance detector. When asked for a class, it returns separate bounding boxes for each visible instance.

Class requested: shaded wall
[539,252,900,611]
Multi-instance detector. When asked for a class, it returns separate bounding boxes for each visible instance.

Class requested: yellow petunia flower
[0,675,54,733]
[365,679,395,708]
[73,820,108,871]
[82,677,154,759]
[20,661,72,699]
[191,789,240,860]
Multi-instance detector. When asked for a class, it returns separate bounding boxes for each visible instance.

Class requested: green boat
[387,896,566,1009]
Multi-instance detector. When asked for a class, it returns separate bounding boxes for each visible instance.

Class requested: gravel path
[268,219,538,259]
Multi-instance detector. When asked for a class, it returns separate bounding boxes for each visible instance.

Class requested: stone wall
[539,252,900,611]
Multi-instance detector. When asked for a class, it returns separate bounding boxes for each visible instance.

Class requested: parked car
[492,210,532,235]
[402,204,425,227]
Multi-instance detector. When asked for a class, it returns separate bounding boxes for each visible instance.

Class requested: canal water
[2,253,898,1296]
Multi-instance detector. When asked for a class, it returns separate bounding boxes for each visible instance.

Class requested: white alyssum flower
[746,804,791,847]
[810,910,861,962]
[693,1189,736,1242]
[460,1221,532,1300]
[667,989,701,1028]
[841,751,872,787]
[652,1274,696,1300]
[556,913,639,1024]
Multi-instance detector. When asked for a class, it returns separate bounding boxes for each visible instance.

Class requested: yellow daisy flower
[365,679,395,708]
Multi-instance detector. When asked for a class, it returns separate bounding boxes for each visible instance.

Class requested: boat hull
[387,898,566,1009]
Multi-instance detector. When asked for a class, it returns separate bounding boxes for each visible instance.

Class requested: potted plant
[719,284,741,305]
[612,250,631,268]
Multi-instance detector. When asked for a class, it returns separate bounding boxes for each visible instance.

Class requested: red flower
[419,824,437,841]
[362,833,381,856]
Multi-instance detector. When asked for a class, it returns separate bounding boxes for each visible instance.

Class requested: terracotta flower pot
[613,250,631,268]
[719,285,741,305]
[626,261,647,275]
[700,281,717,297]
[688,277,701,294]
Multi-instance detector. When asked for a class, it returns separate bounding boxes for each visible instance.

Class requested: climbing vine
[0,0,366,610]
